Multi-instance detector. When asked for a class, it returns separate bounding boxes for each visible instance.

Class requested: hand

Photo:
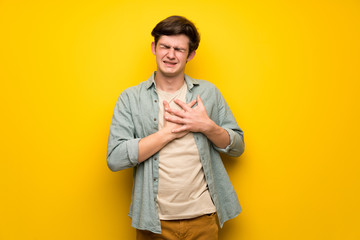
[164,95,214,134]
[162,99,196,139]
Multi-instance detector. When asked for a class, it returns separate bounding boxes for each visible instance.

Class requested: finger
[165,100,195,115]
[169,109,186,118]
[187,99,197,108]
[165,113,185,124]
[163,100,171,111]
[174,99,192,111]
[196,95,204,106]
[164,111,170,119]
[164,105,183,116]
[171,125,188,133]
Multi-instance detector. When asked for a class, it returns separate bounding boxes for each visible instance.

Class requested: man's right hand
[137,99,196,163]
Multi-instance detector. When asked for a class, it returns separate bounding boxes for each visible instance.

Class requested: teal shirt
[107,72,245,234]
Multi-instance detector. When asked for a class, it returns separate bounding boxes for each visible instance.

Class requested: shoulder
[188,77,228,108]
[113,81,152,110]
[119,80,151,98]
[197,79,217,89]
[192,78,222,97]
[185,74,218,92]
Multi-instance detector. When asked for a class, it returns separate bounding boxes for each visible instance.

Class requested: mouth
[163,61,177,67]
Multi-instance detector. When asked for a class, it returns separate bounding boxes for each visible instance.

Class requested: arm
[165,95,230,149]
[138,99,197,162]
[107,93,140,171]
[107,94,197,171]
[165,94,244,157]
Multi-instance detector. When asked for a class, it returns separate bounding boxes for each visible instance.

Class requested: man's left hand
[164,95,213,134]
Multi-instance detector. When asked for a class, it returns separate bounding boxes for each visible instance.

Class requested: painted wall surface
[1,0,359,239]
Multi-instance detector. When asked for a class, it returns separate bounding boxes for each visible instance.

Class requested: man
[107,16,244,240]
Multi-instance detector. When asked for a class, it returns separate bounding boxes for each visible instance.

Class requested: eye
[174,48,186,53]
[160,44,170,49]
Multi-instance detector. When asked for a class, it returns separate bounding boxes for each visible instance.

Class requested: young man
[107,16,244,239]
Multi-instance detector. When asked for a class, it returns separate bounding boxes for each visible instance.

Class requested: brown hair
[151,16,200,55]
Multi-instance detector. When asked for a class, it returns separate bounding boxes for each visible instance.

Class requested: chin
[159,69,180,77]
[162,72,178,78]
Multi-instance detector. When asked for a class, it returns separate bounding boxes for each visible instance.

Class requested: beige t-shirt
[156,82,216,220]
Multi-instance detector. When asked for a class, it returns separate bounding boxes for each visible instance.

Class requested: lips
[163,61,177,67]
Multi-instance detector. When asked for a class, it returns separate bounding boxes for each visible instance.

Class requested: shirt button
[154,118,157,121]
[154,157,157,161]
[154,100,157,103]
[153,178,157,181]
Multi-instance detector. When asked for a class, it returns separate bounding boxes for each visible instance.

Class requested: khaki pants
[136,213,219,240]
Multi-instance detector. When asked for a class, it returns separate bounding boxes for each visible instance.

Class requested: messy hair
[151,16,200,55]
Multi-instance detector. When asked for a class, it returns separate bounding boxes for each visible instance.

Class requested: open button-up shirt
[107,72,245,234]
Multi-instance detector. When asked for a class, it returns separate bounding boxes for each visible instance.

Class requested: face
[151,34,196,78]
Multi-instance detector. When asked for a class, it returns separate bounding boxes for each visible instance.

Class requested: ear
[187,50,196,62]
[151,42,156,55]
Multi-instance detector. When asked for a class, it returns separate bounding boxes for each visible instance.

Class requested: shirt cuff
[126,138,141,166]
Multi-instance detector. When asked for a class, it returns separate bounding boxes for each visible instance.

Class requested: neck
[154,72,185,93]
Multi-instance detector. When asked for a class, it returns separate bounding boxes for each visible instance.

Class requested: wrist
[159,127,177,142]
[202,119,217,135]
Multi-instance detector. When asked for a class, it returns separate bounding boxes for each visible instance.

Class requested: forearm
[138,128,175,163]
[202,120,230,149]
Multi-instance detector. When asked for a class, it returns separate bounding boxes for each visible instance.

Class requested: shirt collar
[145,71,200,91]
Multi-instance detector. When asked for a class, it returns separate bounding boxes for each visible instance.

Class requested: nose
[167,48,175,59]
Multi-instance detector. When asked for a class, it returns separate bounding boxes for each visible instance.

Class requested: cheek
[179,56,188,63]
[156,53,164,61]
[157,52,167,60]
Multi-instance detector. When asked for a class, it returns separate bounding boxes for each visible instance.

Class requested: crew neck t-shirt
[156,82,216,220]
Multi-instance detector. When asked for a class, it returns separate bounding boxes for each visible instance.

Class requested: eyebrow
[159,44,170,48]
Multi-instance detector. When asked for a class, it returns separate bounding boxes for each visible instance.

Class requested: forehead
[157,34,190,49]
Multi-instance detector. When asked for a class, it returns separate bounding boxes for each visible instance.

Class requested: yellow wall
[1,0,359,239]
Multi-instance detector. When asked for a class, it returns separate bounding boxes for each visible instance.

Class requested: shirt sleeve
[107,92,140,171]
[212,87,245,157]
[213,127,244,157]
